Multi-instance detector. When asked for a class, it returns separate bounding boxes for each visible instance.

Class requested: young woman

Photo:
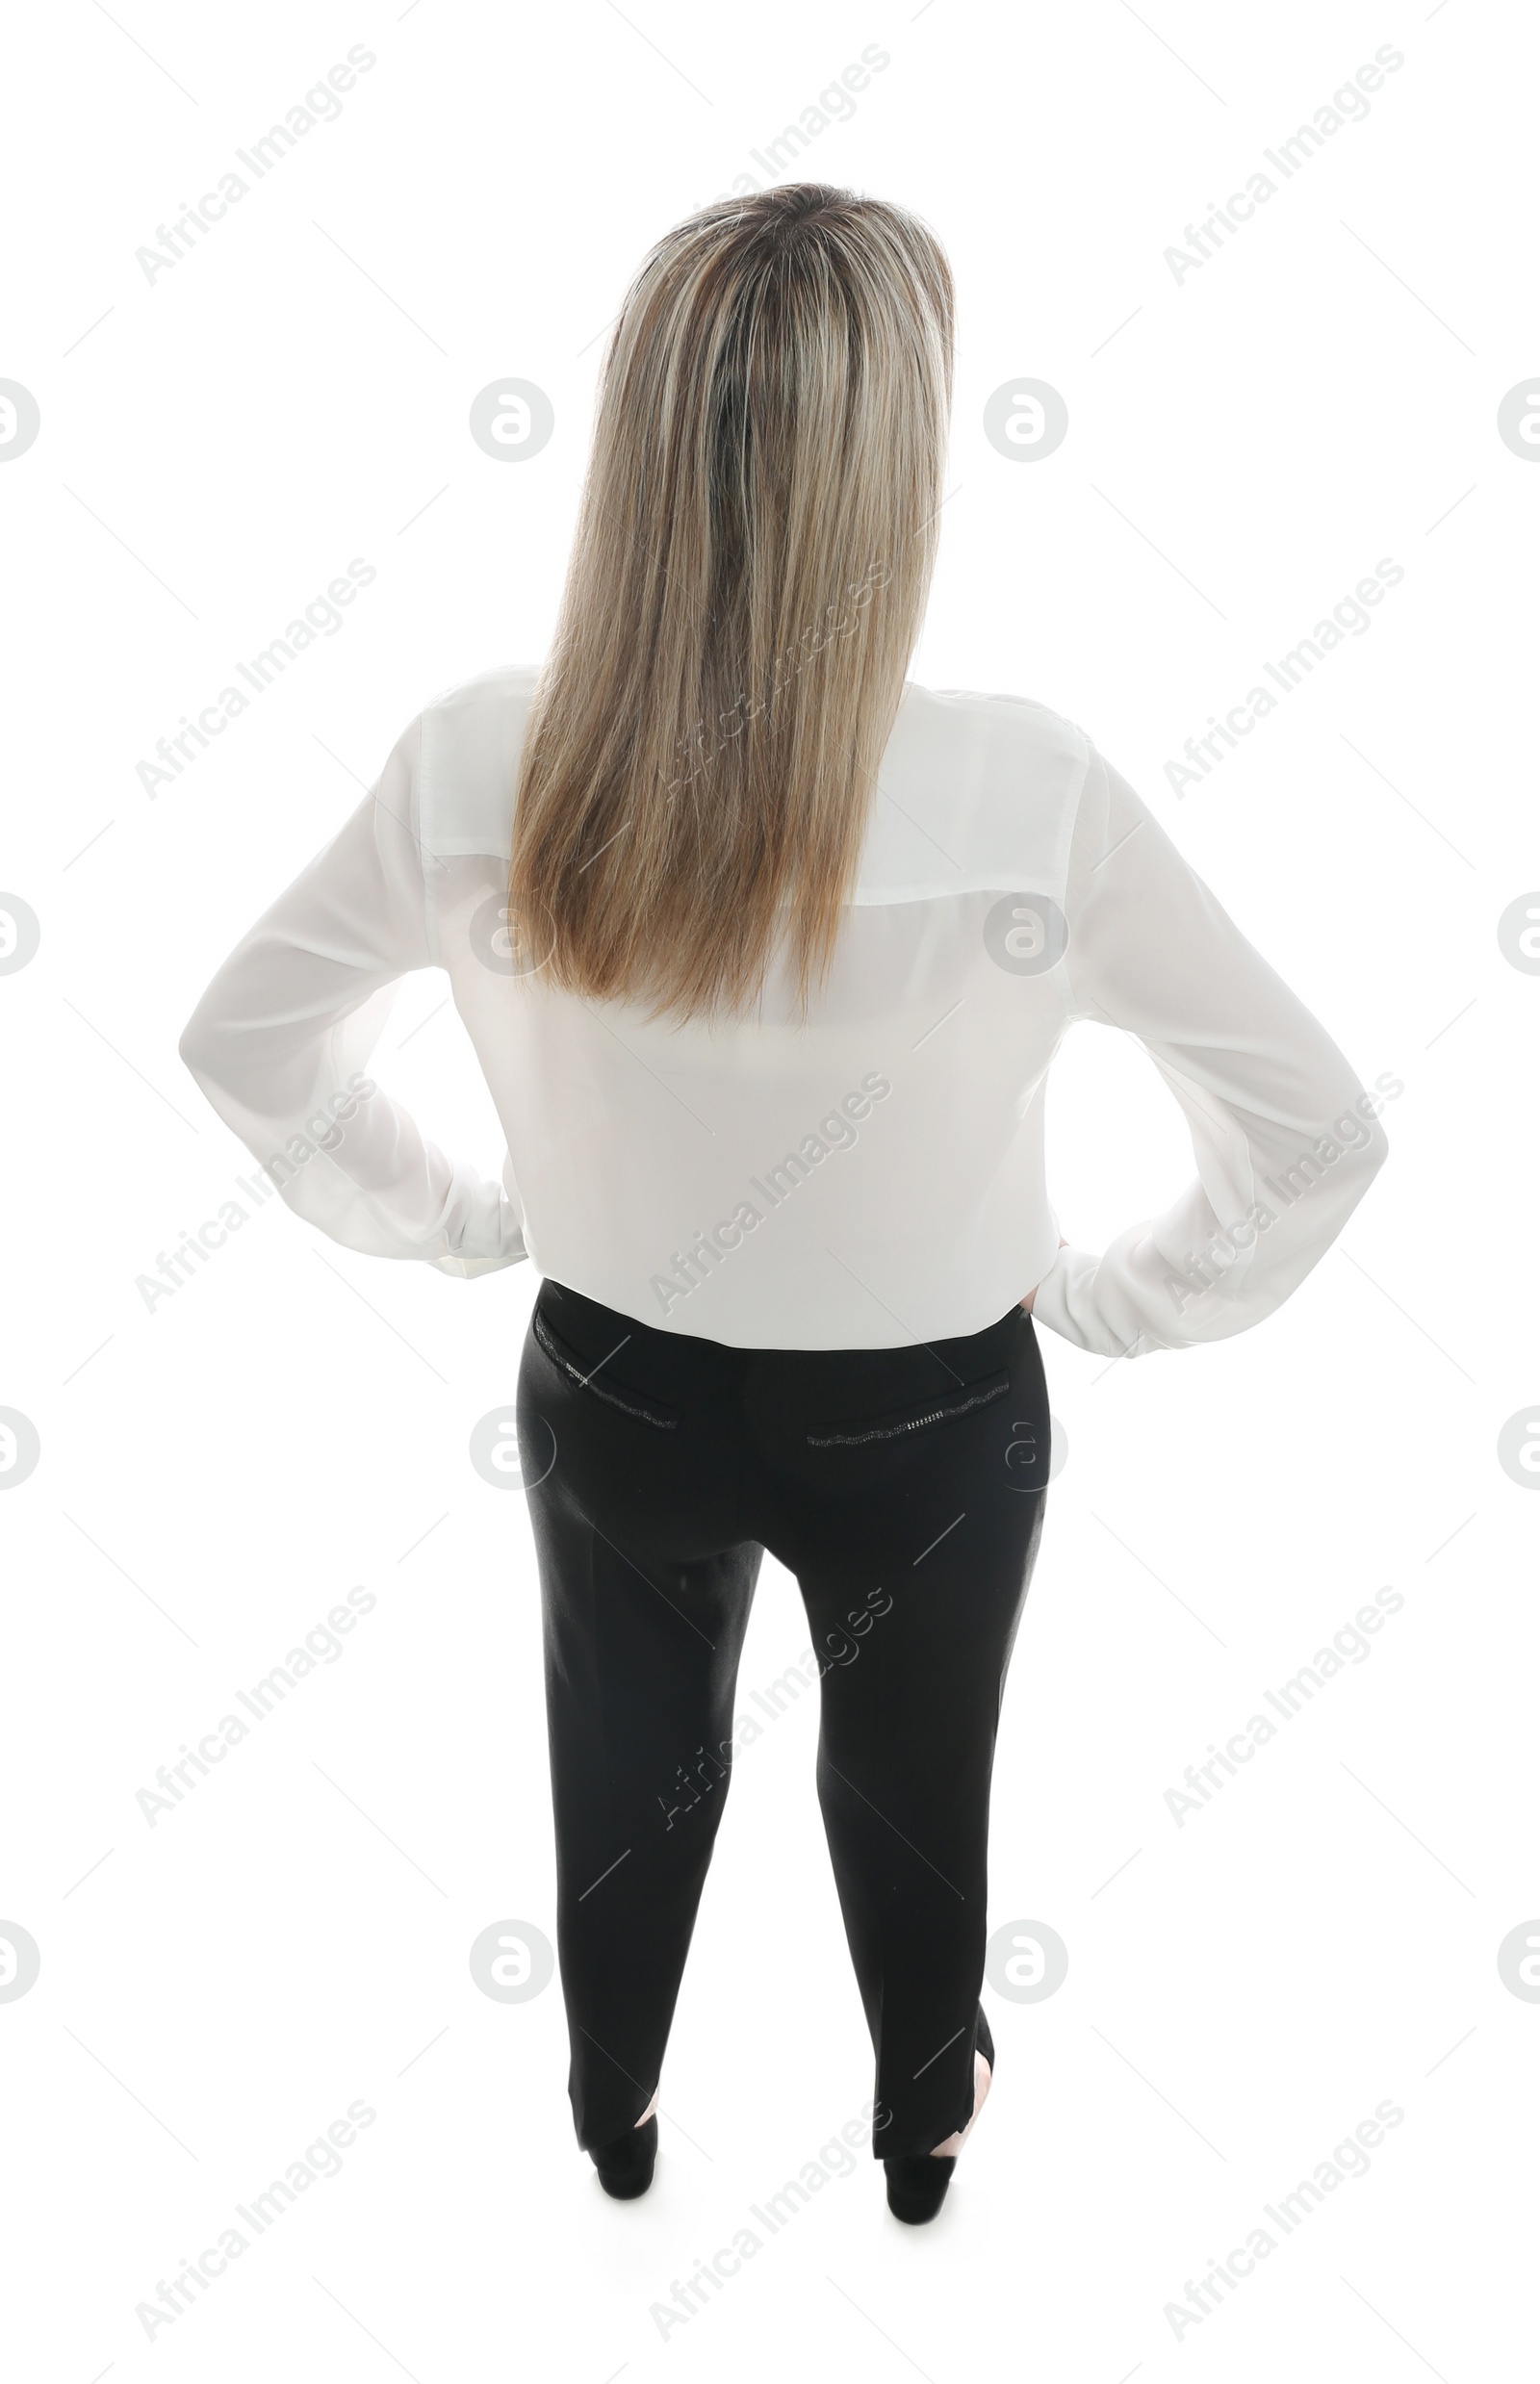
[180,183,1388,2224]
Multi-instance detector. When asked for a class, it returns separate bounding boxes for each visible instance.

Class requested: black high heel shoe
[884,2005,994,2226]
[590,2112,658,2199]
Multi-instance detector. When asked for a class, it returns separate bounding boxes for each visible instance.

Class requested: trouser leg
[765,1309,1051,2158]
[517,1297,759,2149]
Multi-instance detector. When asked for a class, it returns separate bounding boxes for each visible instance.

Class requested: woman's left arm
[178,713,526,1277]
[1029,741,1390,1358]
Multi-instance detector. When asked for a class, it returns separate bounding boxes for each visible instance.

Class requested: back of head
[508,183,955,1023]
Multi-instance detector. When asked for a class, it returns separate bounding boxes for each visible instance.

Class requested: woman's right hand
[1020,1236,1068,1314]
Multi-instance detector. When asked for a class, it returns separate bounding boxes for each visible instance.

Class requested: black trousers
[515,1279,1050,2162]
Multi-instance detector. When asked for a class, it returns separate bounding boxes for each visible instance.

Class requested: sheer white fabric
[179,666,1388,1353]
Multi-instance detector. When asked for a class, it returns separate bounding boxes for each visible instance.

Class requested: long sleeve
[178,714,526,1278]
[1029,742,1389,1358]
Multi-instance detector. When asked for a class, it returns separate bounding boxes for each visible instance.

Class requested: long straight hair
[507,183,954,1023]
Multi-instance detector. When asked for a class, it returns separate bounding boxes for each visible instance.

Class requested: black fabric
[515,1279,1051,2161]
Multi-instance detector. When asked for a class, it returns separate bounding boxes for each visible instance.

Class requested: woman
[179,183,1388,2224]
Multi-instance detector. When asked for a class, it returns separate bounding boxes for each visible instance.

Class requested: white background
[2,1,1536,2376]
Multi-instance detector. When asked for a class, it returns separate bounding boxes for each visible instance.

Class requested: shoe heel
[885,2151,955,2224]
[884,2002,994,2225]
[591,2114,658,2199]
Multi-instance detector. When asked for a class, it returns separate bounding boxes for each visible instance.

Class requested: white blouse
[178,665,1389,1355]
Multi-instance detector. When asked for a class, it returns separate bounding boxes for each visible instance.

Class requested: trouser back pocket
[806,1369,1010,1449]
[532,1305,681,1431]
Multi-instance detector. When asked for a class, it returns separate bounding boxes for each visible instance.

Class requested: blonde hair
[507,182,954,1022]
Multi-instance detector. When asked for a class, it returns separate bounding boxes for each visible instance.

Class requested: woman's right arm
[1020,1237,1067,1314]
[1027,743,1390,1359]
